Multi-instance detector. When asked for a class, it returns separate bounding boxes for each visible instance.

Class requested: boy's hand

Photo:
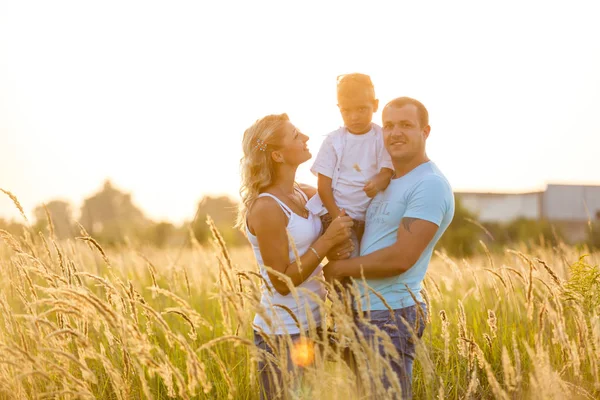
[363,169,393,198]
[363,181,379,198]
[363,175,386,197]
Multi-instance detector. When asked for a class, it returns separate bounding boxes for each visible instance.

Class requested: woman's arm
[248,196,352,296]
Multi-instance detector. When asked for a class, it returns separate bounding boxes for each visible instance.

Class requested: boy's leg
[352,219,365,245]
[335,228,360,317]
[349,227,360,258]
[320,213,332,233]
[343,221,363,316]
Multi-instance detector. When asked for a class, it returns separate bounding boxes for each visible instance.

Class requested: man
[324,96,455,399]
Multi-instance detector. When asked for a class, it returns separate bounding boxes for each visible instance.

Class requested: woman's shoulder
[247,194,287,234]
[249,194,283,217]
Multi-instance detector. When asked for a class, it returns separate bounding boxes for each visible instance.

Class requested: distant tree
[590,211,600,250]
[150,222,176,248]
[436,197,483,257]
[504,218,561,247]
[191,196,245,246]
[139,221,188,248]
[33,200,74,239]
[79,180,151,244]
[588,222,600,250]
[0,218,26,238]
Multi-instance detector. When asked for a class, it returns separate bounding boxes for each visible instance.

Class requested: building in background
[456,184,600,242]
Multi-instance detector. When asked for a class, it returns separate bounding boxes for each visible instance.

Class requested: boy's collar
[344,123,374,135]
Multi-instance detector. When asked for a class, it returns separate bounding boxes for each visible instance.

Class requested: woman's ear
[271,150,284,163]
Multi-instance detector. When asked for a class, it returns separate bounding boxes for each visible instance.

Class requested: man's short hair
[336,73,376,99]
[384,97,429,127]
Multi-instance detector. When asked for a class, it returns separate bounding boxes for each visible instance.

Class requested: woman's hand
[327,239,354,260]
[322,209,353,246]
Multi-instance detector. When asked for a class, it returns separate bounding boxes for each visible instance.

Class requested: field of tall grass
[1,203,599,399]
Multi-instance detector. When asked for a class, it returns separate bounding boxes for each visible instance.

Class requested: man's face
[382,104,430,162]
[337,90,378,135]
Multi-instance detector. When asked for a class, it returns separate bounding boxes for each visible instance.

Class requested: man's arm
[364,167,394,198]
[318,174,340,218]
[324,217,438,280]
[325,175,451,281]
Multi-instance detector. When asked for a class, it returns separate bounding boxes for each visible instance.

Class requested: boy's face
[337,89,378,135]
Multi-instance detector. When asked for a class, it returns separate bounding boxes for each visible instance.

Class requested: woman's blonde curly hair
[236,113,290,231]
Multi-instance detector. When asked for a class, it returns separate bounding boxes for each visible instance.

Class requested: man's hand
[326,239,354,261]
[323,261,342,283]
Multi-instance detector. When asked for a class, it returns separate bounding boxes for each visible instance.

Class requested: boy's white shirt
[307,123,393,221]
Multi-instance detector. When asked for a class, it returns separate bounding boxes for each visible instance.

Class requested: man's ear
[373,99,379,113]
[271,150,284,163]
[423,125,431,139]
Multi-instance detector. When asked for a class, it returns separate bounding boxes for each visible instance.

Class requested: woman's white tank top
[246,189,326,335]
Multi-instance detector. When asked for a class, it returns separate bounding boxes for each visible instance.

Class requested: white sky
[1,0,599,223]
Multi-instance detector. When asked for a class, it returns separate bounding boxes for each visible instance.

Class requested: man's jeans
[356,303,427,399]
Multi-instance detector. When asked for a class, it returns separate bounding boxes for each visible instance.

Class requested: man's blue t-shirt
[358,161,455,311]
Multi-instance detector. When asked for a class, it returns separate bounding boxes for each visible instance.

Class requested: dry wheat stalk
[0,189,29,224]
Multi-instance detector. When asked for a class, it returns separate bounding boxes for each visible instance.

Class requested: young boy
[307,73,394,258]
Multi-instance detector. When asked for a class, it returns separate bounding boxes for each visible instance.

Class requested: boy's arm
[364,168,394,198]
[318,174,340,218]
[312,134,340,217]
[364,132,395,197]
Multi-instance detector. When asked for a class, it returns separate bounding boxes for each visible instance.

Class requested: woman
[237,113,354,399]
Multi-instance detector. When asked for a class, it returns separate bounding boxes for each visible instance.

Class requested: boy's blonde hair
[236,113,289,231]
[337,73,376,99]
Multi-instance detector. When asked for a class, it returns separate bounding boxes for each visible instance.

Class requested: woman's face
[272,121,311,166]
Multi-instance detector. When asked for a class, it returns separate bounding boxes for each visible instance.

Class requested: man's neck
[393,154,430,178]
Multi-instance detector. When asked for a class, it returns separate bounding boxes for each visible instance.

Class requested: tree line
[2,180,599,256]
[0,180,246,249]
